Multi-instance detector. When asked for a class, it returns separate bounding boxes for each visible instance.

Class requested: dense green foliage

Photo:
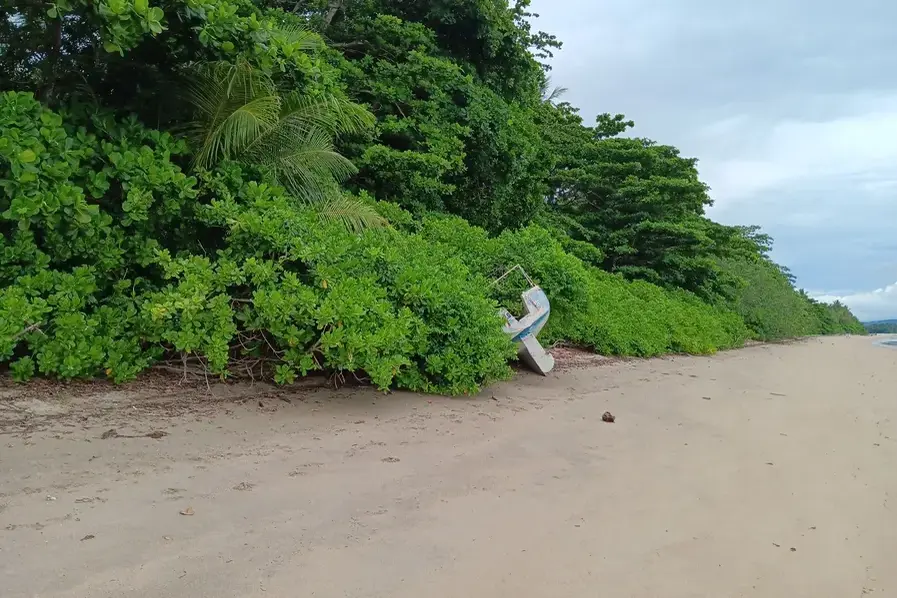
[418,216,747,356]
[865,321,897,334]
[0,0,864,392]
[0,92,513,392]
[719,256,864,340]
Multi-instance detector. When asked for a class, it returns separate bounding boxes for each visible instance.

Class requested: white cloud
[814,282,897,322]
[701,100,897,204]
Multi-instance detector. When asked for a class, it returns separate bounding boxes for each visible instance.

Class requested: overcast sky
[530,0,897,320]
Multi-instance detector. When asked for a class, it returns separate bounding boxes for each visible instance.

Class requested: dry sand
[2,336,897,597]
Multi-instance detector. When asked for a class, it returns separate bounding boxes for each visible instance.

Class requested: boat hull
[501,286,555,375]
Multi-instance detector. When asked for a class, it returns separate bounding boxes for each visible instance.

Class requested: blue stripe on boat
[511,311,550,343]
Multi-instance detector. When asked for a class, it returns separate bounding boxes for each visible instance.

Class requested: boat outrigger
[494,266,555,376]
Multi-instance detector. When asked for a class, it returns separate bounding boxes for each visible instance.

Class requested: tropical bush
[718,253,866,341]
[0,0,865,395]
[0,95,513,392]
[420,215,749,357]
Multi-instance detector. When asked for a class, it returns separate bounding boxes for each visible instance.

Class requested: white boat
[495,266,555,376]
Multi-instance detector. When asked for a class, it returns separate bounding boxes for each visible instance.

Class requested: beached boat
[495,266,555,375]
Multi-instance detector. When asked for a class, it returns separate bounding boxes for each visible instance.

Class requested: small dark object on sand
[101,428,167,440]
[602,411,615,423]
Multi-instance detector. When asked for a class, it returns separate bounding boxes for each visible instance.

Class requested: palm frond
[193,94,281,169]
[545,85,569,103]
[186,61,281,169]
[269,23,325,53]
[187,62,274,118]
[184,59,380,233]
[540,75,569,104]
[316,195,387,233]
[279,92,374,137]
[257,129,359,203]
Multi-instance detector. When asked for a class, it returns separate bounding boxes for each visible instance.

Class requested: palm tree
[540,76,568,105]
[186,58,384,232]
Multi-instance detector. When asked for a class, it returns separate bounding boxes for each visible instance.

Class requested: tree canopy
[0,0,865,391]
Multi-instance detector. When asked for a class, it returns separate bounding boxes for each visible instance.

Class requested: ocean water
[876,338,897,347]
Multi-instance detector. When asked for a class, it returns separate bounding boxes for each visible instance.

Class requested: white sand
[2,336,897,597]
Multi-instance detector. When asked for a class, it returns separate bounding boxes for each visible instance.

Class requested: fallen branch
[14,323,44,340]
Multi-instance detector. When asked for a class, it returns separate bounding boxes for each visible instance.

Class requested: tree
[187,60,383,230]
[865,321,897,334]
[594,113,634,139]
[320,10,551,230]
[312,0,557,99]
[547,123,721,295]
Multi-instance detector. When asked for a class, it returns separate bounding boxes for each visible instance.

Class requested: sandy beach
[2,336,896,597]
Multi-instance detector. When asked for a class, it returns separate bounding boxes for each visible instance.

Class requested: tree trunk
[40,18,64,105]
[322,0,345,29]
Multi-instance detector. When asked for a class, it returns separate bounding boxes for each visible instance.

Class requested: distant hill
[864,319,897,333]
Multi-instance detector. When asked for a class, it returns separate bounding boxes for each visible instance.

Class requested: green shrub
[0,91,857,395]
[0,94,514,393]
[419,215,749,356]
[193,171,516,393]
[719,257,865,341]
[0,92,192,381]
